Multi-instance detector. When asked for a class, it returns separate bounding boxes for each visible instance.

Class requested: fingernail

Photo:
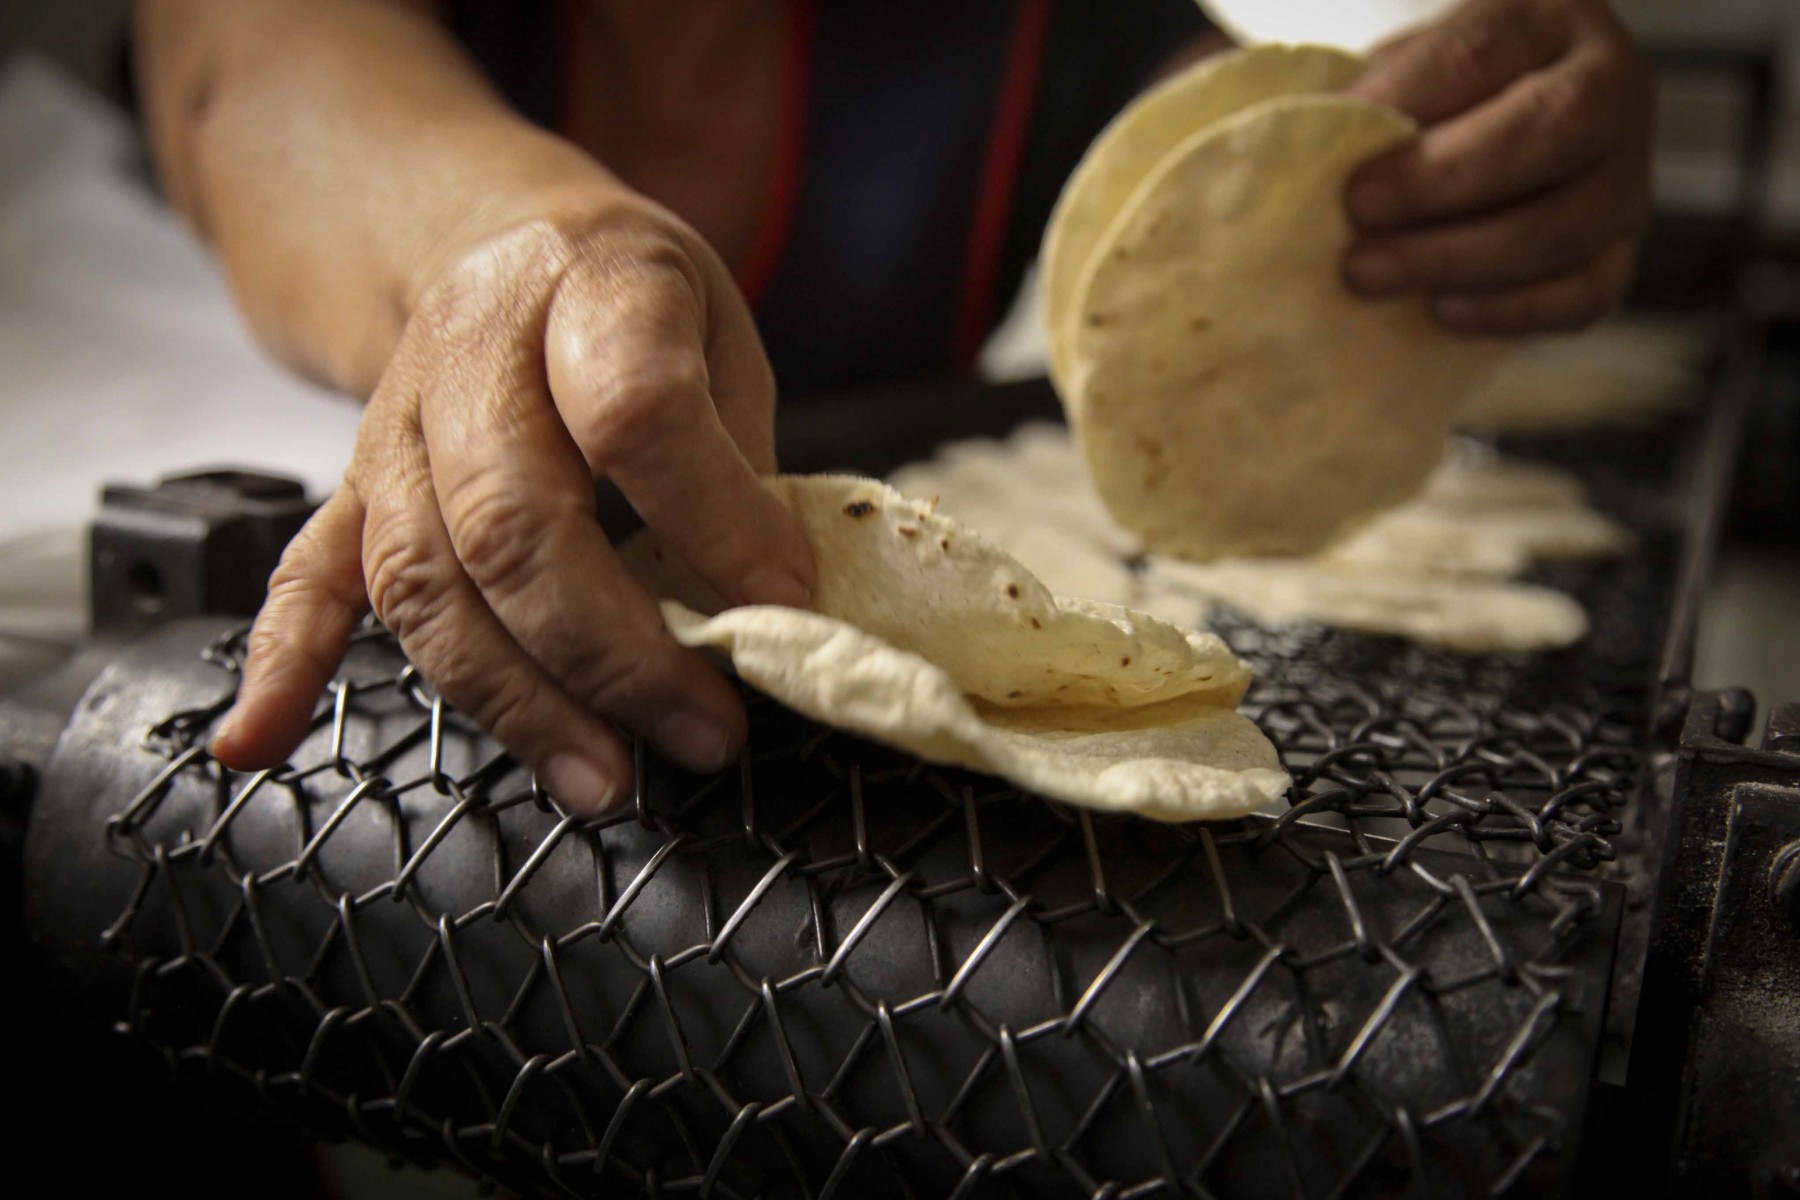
[1344,246,1407,296]
[539,752,620,813]
[1346,179,1401,227]
[740,565,812,609]
[654,707,735,773]
[1431,296,1482,326]
[209,708,243,757]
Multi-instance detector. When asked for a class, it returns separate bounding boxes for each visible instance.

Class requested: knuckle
[561,636,676,720]
[577,363,708,467]
[443,473,547,594]
[244,606,306,676]
[1433,18,1514,97]
[567,227,705,325]
[1529,70,1598,146]
[456,669,544,750]
[364,521,445,642]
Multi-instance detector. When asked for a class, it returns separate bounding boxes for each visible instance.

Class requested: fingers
[1335,0,1652,335]
[1346,44,1646,229]
[419,246,753,778]
[1344,149,1648,296]
[1345,0,1568,125]
[359,397,636,813]
[545,237,815,608]
[1429,236,1638,335]
[212,487,368,771]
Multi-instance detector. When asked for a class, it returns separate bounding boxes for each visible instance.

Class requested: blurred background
[2,3,1797,1192]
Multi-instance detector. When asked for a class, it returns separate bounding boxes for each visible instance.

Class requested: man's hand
[209,198,817,813]
[1341,0,1654,334]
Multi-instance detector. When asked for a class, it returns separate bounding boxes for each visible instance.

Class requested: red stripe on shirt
[951,0,1050,371]
[737,0,818,308]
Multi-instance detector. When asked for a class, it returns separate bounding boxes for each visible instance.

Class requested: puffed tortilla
[760,475,1250,709]
[1041,43,1363,393]
[1067,94,1500,560]
[640,475,1289,821]
[665,601,1289,821]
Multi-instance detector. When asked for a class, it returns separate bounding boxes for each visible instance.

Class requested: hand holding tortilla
[1341,0,1654,334]
[1043,45,1500,562]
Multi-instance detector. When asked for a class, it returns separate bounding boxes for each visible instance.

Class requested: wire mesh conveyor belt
[23,388,1713,1199]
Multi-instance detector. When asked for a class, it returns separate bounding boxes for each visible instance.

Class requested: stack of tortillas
[649,478,1290,821]
[890,425,1630,654]
[1043,43,1499,560]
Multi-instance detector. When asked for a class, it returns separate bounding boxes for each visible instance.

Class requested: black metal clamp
[89,468,316,634]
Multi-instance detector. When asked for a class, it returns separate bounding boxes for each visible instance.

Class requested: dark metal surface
[32,619,1626,1199]
[1631,697,1800,1198]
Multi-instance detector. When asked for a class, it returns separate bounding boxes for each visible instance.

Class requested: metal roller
[24,613,1631,1198]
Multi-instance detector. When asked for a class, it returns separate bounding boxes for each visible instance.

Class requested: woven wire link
[87,577,1646,1200]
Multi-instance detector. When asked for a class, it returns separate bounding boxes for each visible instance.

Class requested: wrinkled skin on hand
[1341,0,1655,335]
[211,200,817,813]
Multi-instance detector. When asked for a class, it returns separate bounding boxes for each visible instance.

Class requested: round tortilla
[764,475,1249,709]
[665,601,1289,822]
[1068,94,1499,560]
[1042,44,1363,394]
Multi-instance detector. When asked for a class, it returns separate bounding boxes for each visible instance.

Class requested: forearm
[137,0,618,394]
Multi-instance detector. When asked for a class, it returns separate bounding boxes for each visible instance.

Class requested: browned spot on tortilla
[1121,656,1131,667]
[940,537,951,551]
[1087,312,1108,328]
[1188,315,1211,332]
[897,523,919,539]
[1029,617,1041,630]
[843,500,875,519]
[1007,690,1022,699]
[1006,584,1020,599]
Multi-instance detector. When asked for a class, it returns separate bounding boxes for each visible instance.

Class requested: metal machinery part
[89,468,317,632]
[10,355,1799,1198]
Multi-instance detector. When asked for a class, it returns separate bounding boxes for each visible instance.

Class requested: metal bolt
[1772,842,1800,935]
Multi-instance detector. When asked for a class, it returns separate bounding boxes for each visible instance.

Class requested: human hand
[1341,0,1654,334]
[210,197,816,812]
